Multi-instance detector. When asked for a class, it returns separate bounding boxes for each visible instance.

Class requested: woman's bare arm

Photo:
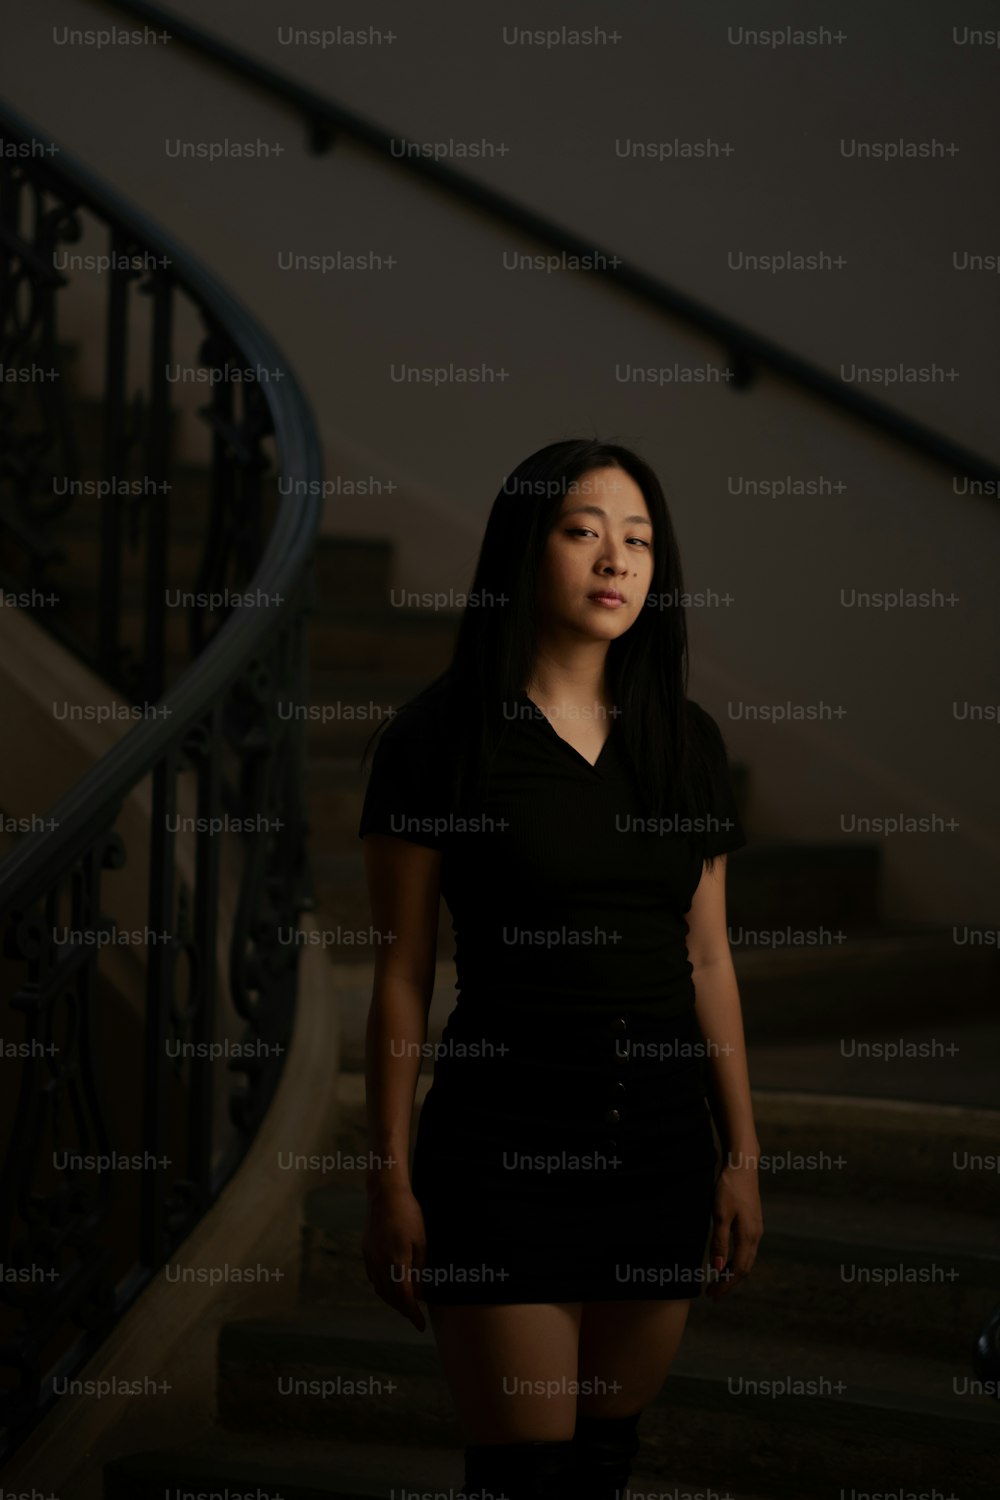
[362,833,443,1194]
[360,833,443,1330]
[686,855,763,1299]
[686,855,758,1161]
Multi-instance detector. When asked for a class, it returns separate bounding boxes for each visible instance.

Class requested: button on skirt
[409,998,720,1304]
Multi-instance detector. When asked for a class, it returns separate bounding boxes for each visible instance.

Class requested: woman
[358,437,763,1499]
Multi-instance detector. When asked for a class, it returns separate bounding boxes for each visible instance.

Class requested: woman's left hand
[706,1151,763,1302]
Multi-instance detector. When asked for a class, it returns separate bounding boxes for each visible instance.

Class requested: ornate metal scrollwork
[0,171,83,567]
[0,105,323,1458]
[0,830,125,1428]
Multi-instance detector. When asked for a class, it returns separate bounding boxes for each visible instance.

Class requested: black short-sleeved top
[358,684,746,1015]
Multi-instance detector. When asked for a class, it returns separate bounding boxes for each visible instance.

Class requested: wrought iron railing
[0,101,323,1458]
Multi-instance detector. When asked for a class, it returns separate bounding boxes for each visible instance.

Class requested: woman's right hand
[362,1181,428,1332]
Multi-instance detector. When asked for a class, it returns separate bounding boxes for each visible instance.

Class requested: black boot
[570,1409,643,1499]
[462,1437,576,1498]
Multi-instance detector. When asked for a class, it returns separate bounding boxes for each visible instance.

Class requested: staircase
[84,518,1000,1500]
[7,59,996,1499]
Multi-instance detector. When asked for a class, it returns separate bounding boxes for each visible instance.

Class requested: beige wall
[2,0,998,921]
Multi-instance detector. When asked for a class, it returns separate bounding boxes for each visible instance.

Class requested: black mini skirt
[408,996,719,1304]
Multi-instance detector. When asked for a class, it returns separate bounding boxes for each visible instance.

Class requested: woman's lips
[589,592,626,608]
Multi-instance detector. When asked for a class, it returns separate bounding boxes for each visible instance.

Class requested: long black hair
[362,436,729,869]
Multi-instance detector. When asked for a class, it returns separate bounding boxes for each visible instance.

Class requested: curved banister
[0,100,323,1457]
[0,99,323,906]
[97,0,1000,487]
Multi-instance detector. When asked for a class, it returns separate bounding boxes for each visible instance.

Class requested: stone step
[311,535,395,616]
[330,1073,1000,1214]
[303,610,461,673]
[692,1189,1000,1357]
[726,839,881,927]
[298,1181,1000,1362]
[733,925,999,1039]
[104,1432,781,1500]
[748,1016,1000,1108]
[744,1089,1000,1207]
[213,1306,1000,1494]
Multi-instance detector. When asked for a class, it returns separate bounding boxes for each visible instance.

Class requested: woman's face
[534,466,654,642]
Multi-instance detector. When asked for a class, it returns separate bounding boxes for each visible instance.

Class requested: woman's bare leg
[576,1298,692,1416]
[427,1301,583,1442]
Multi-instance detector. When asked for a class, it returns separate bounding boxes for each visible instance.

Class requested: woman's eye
[565,528,649,547]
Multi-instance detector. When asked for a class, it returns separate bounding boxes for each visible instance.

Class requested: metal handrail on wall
[102,0,1000,488]
[0,101,323,1457]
